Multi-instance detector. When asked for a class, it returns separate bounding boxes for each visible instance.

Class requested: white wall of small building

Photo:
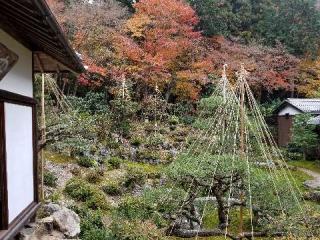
[0,29,33,97]
[278,105,302,116]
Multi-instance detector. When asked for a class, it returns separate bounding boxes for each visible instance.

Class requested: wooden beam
[0,12,58,44]
[2,1,42,22]
[35,54,44,74]
[1,2,45,26]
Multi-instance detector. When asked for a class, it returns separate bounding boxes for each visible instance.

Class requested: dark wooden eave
[0,0,84,74]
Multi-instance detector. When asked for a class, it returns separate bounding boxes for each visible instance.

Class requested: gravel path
[298,167,320,190]
[45,161,76,189]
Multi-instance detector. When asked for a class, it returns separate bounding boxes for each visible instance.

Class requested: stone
[39,216,54,232]
[304,191,320,202]
[16,226,36,240]
[304,180,320,190]
[42,203,61,217]
[52,207,80,238]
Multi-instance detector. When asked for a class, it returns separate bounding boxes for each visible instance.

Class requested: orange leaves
[207,37,300,93]
[174,80,201,101]
[297,58,320,97]
[49,0,301,101]
[118,0,211,100]
[134,0,199,28]
[126,14,152,39]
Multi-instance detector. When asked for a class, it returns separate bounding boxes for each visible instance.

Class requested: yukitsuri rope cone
[165,65,319,239]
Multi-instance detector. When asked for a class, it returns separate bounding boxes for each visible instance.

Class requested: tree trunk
[215,192,228,228]
[73,78,78,96]
[165,74,177,102]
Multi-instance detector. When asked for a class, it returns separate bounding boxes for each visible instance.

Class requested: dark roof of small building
[0,0,84,73]
[274,98,320,115]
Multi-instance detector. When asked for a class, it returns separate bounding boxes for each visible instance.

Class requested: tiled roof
[286,98,320,114]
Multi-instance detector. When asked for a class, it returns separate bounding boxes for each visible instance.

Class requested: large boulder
[52,207,80,238]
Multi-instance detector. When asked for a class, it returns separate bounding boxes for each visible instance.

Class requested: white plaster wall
[0,29,33,97]
[5,103,34,223]
[278,105,301,116]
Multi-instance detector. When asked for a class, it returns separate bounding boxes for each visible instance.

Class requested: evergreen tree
[189,0,320,56]
[290,113,319,159]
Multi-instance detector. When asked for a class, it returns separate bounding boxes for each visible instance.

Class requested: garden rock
[304,191,320,203]
[299,168,320,190]
[52,207,80,238]
[39,216,54,232]
[42,203,61,216]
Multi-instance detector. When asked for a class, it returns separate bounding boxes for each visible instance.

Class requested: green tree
[256,0,320,56]
[189,0,320,55]
[165,153,303,237]
[290,113,319,159]
[189,0,255,37]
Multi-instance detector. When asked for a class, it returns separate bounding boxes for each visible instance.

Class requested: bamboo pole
[238,65,246,239]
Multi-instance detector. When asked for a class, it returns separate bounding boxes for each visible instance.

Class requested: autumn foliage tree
[118,0,213,101]
[208,37,300,100]
[47,0,301,102]
[297,57,320,97]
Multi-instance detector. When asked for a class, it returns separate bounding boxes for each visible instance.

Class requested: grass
[124,160,164,178]
[288,160,320,174]
[44,150,77,164]
[287,168,313,192]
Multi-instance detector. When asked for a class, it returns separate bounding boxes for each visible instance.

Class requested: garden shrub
[198,95,224,116]
[284,150,304,161]
[49,191,63,203]
[124,166,147,188]
[110,99,139,137]
[146,134,165,147]
[86,170,102,184]
[81,228,111,240]
[65,178,109,210]
[85,191,109,210]
[104,137,121,149]
[102,182,123,196]
[136,149,160,162]
[130,135,144,147]
[117,196,146,219]
[71,167,82,176]
[77,157,96,168]
[169,115,179,126]
[67,92,109,115]
[109,219,163,240]
[168,101,194,120]
[108,157,122,170]
[65,178,94,201]
[44,171,58,187]
[180,115,195,125]
[125,162,163,180]
[72,206,111,240]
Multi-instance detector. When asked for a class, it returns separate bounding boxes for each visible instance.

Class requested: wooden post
[35,54,46,201]
[40,73,46,201]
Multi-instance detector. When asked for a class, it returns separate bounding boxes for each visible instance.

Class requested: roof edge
[32,0,84,73]
[273,100,304,115]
